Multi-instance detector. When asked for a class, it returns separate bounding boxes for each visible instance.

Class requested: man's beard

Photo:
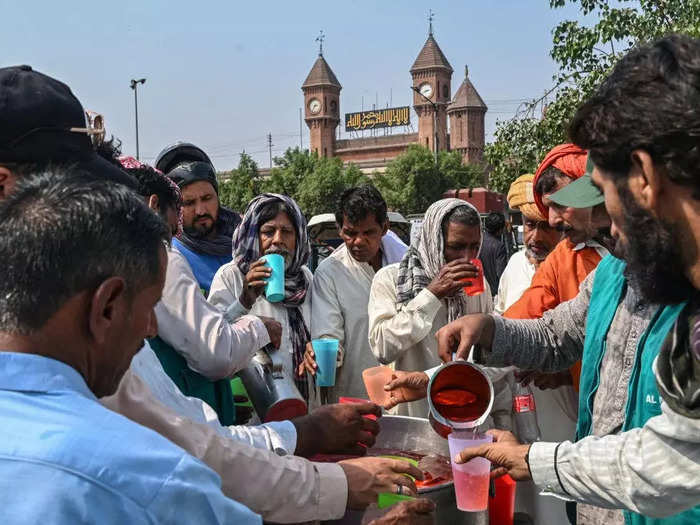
[617,189,691,304]
[265,247,292,268]
[184,214,216,239]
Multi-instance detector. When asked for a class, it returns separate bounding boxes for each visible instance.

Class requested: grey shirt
[489,270,657,525]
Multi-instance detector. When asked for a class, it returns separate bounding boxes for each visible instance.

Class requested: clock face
[309,98,322,114]
[419,82,433,99]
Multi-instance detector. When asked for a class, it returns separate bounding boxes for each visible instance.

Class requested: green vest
[150,336,235,426]
[578,256,698,525]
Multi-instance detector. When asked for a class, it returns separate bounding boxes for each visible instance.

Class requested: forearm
[488,315,582,372]
[104,369,347,522]
[529,404,700,517]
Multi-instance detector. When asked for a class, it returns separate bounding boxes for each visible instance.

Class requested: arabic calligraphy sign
[345,106,410,132]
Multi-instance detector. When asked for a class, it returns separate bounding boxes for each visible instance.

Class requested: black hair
[258,200,297,233]
[128,165,181,215]
[94,136,123,168]
[0,168,169,335]
[484,212,506,235]
[570,34,700,200]
[534,166,571,197]
[335,184,388,228]
[442,204,481,236]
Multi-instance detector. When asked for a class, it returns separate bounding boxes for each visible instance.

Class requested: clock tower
[302,35,341,158]
[411,21,453,154]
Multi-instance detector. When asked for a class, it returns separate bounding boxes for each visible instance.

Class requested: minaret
[447,65,487,163]
[410,13,453,153]
[301,31,341,158]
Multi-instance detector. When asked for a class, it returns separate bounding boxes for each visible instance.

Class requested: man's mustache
[555,224,572,233]
[195,214,214,222]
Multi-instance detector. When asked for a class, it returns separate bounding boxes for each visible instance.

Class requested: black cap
[0,65,133,187]
[168,161,218,193]
[154,142,214,175]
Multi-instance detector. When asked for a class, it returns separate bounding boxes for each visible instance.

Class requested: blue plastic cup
[313,338,339,387]
[262,253,285,303]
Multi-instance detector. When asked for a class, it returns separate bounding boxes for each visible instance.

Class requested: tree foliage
[485,0,700,194]
[375,145,484,216]
[218,148,370,217]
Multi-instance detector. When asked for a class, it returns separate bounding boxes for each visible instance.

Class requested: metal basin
[323,415,488,525]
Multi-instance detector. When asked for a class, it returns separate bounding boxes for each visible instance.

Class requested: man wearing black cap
[0,65,135,198]
[166,159,241,295]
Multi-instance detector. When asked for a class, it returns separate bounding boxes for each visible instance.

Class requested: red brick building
[301,27,487,172]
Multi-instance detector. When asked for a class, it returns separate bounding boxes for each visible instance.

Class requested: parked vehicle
[307,212,411,271]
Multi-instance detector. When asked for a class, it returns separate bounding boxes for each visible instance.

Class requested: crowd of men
[0,33,699,525]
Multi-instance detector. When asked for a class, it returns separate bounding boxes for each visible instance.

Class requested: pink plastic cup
[447,432,493,512]
[362,366,394,406]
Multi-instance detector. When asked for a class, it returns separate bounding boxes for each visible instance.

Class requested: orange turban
[532,143,588,218]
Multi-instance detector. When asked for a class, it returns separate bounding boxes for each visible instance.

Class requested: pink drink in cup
[462,258,485,296]
[447,431,493,512]
[362,366,394,406]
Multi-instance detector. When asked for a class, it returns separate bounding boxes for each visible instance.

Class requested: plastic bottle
[512,382,541,443]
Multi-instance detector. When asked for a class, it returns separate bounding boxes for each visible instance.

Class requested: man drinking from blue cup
[210,194,314,401]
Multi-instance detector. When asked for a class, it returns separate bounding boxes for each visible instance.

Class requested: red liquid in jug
[430,365,491,423]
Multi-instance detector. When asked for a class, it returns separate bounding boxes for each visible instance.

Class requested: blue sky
[1,0,584,170]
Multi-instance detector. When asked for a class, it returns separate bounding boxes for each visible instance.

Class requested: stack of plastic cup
[447,431,493,512]
[263,253,285,303]
[312,338,339,387]
[362,365,394,406]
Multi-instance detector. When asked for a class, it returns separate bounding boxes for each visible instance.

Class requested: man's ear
[147,194,160,213]
[629,149,663,214]
[88,277,128,346]
[0,166,17,200]
[381,220,389,236]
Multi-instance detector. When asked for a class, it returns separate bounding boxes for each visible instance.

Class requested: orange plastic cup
[362,366,394,406]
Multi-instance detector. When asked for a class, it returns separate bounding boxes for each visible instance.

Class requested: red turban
[532,143,588,218]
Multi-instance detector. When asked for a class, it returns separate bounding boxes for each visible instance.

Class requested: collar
[0,352,95,400]
[573,239,609,257]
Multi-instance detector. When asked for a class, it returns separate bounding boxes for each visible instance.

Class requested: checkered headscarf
[232,193,311,399]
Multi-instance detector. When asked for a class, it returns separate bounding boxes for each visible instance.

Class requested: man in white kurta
[368,199,493,417]
[310,186,408,403]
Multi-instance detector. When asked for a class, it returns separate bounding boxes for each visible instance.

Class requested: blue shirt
[0,352,261,524]
[172,238,232,295]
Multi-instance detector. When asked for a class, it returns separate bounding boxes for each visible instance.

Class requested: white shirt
[208,262,313,386]
[102,359,348,523]
[311,235,408,403]
[494,250,537,315]
[129,342,297,453]
[155,246,270,380]
[368,263,493,417]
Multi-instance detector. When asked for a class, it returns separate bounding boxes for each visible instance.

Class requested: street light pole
[130,78,146,160]
[411,86,439,166]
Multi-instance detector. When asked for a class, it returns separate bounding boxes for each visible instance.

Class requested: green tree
[296,157,369,217]
[217,151,260,212]
[485,0,700,194]
[375,145,481,215]
[262,147,318,196]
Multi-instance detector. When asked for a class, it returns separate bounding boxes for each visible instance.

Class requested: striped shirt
[488,271,700,522]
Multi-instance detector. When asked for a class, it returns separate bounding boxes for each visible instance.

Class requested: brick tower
[448,65,487,163]
[302,37,341,158]
[410,23,453,153]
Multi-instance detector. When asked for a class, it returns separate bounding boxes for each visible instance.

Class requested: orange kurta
[503,239,603,390]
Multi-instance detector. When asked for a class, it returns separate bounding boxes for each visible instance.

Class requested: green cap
[549,155,604,208]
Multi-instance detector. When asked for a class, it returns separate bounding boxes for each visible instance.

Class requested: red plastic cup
[489,474,516,525]
[462,258,485,296]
